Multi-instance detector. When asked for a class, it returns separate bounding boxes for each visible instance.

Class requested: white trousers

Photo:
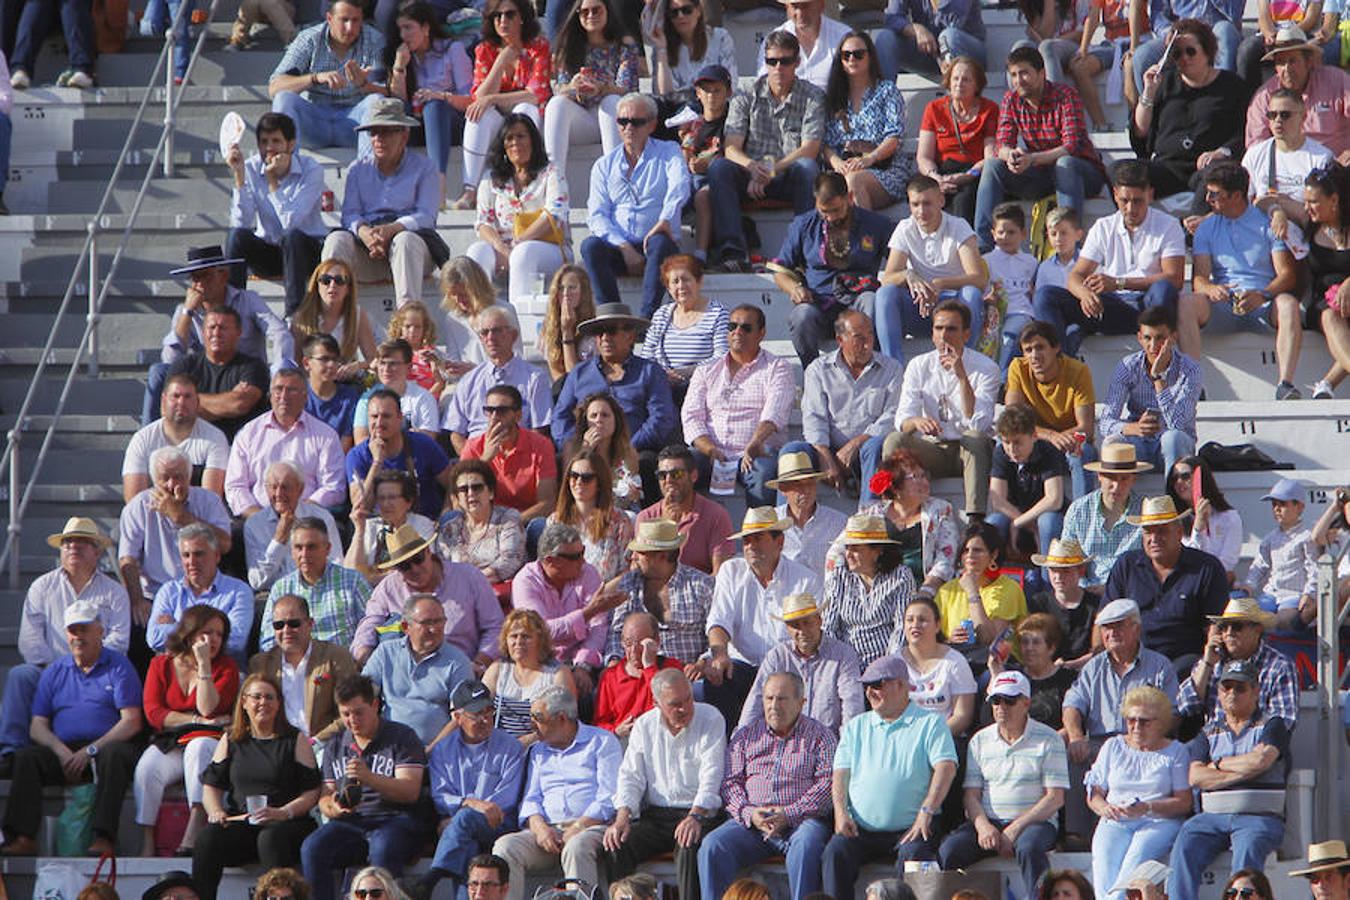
[461,103,543,191]
[133,737,219,825]
[323,229,435,307]
[465,238,565,306]
[543,95,620,177]
[492,823,607,900]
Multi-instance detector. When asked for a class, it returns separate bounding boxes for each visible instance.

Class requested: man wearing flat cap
[1292,840,1350,900]
[322,97,449,307]
[603,519,716,666]
[1179,597,1299,730]
[823,654,956,900]
[771,449,848,574]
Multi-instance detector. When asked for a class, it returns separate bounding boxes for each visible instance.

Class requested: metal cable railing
[0,0,225,586]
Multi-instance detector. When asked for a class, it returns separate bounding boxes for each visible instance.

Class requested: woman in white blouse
[648,0,736,103]
[898,595,977,736]
[1167,455,1242,581]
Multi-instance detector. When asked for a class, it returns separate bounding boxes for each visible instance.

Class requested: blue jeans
[1032,282,1179,359]
[0,111,10,198]
[142,362,170,427]
[872,284,984,365]
[1092,815,1183,900]
[302,813,425,900]
[692,447,778,509]
[271,91,383,153]
[697,816,831,900]
[974,157,1105,253]
[429,807,507,898]
[1135,20,1242,92]
[580,232,679,320]
[7,0,96,74]
[939,818,1058,898]
[0,664,42,755]
[1114,429,1196,477]
[873,24,988,78]
[822,827,938,900]
[999,312,1034,375]
[1166,813,1284,900]
[706,156,818,265]
[421,98,463,177]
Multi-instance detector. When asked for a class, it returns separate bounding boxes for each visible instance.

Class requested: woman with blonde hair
[538,264,597,383]
[289,259,376,382]
[563,392,641,511]
[439,256,503,367]
[482,609,575,743]
[610,873,660,900]
[548,448,634,581]
[348,867,406,900]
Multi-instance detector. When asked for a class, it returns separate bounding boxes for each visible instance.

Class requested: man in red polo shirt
[636,445,735,575]
[462,384,557,526]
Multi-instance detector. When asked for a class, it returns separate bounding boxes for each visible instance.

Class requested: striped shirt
[822,564,916,667]
[1061,490,1143,589]
[639,301,730,369]
[723,714,837,827]
[965,719,1070,822]
[1176,640,1300,728]
[604,566,715,663]
[264,562,370,651]
[682,349,796,457]
[1100,349,1203,441]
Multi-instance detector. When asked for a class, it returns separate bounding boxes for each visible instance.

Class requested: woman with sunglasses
[1221,869,1275,900]
[1303,164,1350,401]
[915,56,999,224]
[1166,455,1242,580]
[821,31,913,211]
[538,264,598,384]
[437,459,526,597]
[548,449,635,581]
[134,605,240,858]
[192,674,321,900]
[564,392,642,511]
[255,867,311,900]
[648,0,735,103]
[452,0,551,210]
[1084,685,1192,900]
[544,0,641,174]
[348,470,436,584]
[348,866,406,900]
[933,523,1028,675]
[482,608,576,743]
[289,260,376,383]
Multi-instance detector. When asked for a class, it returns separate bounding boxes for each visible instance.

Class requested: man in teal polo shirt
[823,654,957,899]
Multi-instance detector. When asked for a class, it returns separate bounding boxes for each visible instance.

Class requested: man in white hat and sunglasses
[0,518,131,773]
[1179,597,1298,730]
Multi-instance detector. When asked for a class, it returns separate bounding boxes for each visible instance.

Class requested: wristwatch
[85,744,100,758]
[920,805,941,817]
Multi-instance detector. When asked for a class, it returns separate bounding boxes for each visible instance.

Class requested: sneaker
[1275,381,1302,400]
[65,70,94,89]
[1312,380,1335,400]
[8,69,28,89]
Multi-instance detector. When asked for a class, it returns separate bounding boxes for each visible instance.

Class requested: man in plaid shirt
[974,45,1106,252]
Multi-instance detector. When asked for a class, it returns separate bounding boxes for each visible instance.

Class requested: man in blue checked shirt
[147,523,254,666]
[581,92,691,319]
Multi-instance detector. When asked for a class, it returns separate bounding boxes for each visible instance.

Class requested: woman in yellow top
[934,521,1027,674]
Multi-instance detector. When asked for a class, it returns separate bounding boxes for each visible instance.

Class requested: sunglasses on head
[1265,109,1296,120]
[272,618,304,631]
[317,273,349,286]
[840,48,869,60]
[396,549,428,572]
[764,55,799,67]
[616,116,650,127]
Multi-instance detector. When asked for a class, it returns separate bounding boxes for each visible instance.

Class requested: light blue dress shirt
[147,572,255,663]
[1063,646,1179,737]
[428,727,527,824]
[342,150,440,235]
[519,723,622,824]
[441,355,553,436]
[229,151,328,243]
[585,137,691,247]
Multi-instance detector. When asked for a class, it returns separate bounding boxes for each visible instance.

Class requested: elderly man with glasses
[443,306,553,455]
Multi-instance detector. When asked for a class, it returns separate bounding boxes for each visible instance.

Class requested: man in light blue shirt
[323,98,448,307]
[225,112,328,317]
[581,92,691,318]
[492,685,622,900]
[147,523,254,665]
[363,594,474,749]
[442,305,553,454]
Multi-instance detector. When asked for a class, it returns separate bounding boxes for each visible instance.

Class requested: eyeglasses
[1225,888,1259,898]
[529,710,551,721]
[483,404,518,416]
[656,468,688,481]
[840,48,868,60]
[1265,109,1296,120]
[1216,621,1251,633]
[1124,716,1155,726]
[492,7,519,18]
[396,549,429,572]
[552,550,586,561]
[668,3,697,14]
[317,274,350,286]
[354,890,386,899]
[596,325,630,336]
[272,618,305,631]
[616,117,650,128]
[764,55,799,67]
[1171,469,1193,480]
[728,321,757,332]
[457,481,489,494]
[1218,681,1252,692]
[568,470,597,483]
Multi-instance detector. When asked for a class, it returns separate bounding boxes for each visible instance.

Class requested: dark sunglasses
[728,321,757,333]
[596,325,631,336]
[457,482,488,494]
[1169,44,1200,58]
[1224,890,1259,900]
[354,891,386,900]
[317,273,350,286]
[989,695,1019,706]
[483,404,518,415]
[396,549,429,572]
[656,468,688,480]
[568,470,597,483]
[1216,621,1251,633]
[764,55,799,67]
[668,3,697,14]
[1265,109,1295,120]
[616,116,650,127]
[552,550,586,561]
[492,7,519,18]
[840,48,868,60]
[271,618,304,631]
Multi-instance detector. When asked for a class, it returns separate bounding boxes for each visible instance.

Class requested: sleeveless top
[1308,238,1350,295]
[201,733,321,815]
[493,660,562,736]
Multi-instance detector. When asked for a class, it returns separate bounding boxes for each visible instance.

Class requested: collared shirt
[755,16,852,89]
[461,428,557,513]
[118,487,231,596]
[726,75,826,162]
[280,643,313,735]
[777,503,848,576]
[19,568,131,665]
[1105,547,1230,659]
[995,81,1102,168]
[1194,205,1291,292]
[263,561,370,650]
[1061,489,1143,588]
[822,564,917,667]
[429,727,527,823]
[1063,646,1180,736]
[801,349,904,448]
[888,212,978,284]
[1177,640,1300,728]
[162,285,295,372]
[121,418,230,484]
[991,440,1069,511]
[364,638,474,746]
[1187,712,1291,794]
[229,150,328,243]
[244,501,346,592]
[32,648,142,746]
[637,495,735,575]
[441,355,552,436]
[615,703,726,813]
[1244,523,1318,606]
[894,347,1001,440]
[1080,207,1187,280]
[342,150,440,234]
[148,574,254,662]
[353,558,503,660]
[739,636,864,734]
[321,720,426,821]
[723,714,836,827]
[775,207,892,308]
[683,350,795,456]
[708,556,824,666]
[966,719,1070,821]
[605,566,715,663]
[552,354,677,451]
[270,21,386,108]
[834,704,957,832]
[1246,67,1350,157]
[587,138,690,246]
[512,561,606,668]
[224,411,346,515]
[520,723,623,824]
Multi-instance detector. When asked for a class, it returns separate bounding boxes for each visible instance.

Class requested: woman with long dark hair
[821,31,913,210]
[1167,455,1241,578]
[548,448,634,580]
[648,0,735,102]
[545,0,640,172]
[1304,165,1350,400]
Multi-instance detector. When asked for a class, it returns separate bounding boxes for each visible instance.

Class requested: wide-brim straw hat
[1126,495,1193,527]
[376,523,436,570]
[1261,24,1321,61]
[1084,441,1153,474]
[355,96,420,131]
[628,518,688,553]
[1206,596,1277,629]
[772,592,820,622]
[1291,840,1350,878]
[577,302,651,339]
[840,514,899,546]
[730,506,792,539]
[766,451,829,489]
[1030,537,1088,568]
[46,516,113,551]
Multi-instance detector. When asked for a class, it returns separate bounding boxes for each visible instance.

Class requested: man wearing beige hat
[1292,840,1350,900]
[0,517,130,768]
[603,519,715,665]
[1026,538,1098,668]
[739,593,863,735]
[771,448,847,575]
[703,508,823,731]
[1106,495,1230,671]
[1061,442,1148,592]
[1178,598,1299,729]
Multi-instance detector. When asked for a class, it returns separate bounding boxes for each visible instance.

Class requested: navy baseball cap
[694,64,732,86]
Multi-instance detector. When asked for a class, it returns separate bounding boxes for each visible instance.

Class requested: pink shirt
[511,560,606,668]
[636,494,734,575]
[681,350,795,456]
[224,411,345,515]
[351,556,503,660]
[1246,67,1350,157]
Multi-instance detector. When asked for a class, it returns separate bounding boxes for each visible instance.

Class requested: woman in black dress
[1305,165,1350,397]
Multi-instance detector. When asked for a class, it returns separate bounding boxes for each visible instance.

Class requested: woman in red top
[132,605,240,857]
[454,0,553,209]
[915,56,1000,224]
[593,611,682,737]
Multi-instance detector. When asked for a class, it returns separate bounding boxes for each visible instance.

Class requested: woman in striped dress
[481,609,576,744]
[638,254,728,407]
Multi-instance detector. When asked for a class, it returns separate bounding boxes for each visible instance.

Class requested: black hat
[1216,658,1260,685]
[170,245,244,276]
[451,678,493,713]
[142,870,200,900]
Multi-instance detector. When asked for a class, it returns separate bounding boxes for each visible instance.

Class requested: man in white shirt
[769,449,847,574]
[1032,161,1186,359]
[873,176,989,365]
[125,373,230,502]
[248,593,359,741]
[884,301,999,517]
[702,507,823,733]
[757,0,851,89]
[1242,87,1333,243]
[601,670,727,900]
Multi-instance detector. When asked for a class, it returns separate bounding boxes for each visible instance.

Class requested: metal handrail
[0,0,225,586]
